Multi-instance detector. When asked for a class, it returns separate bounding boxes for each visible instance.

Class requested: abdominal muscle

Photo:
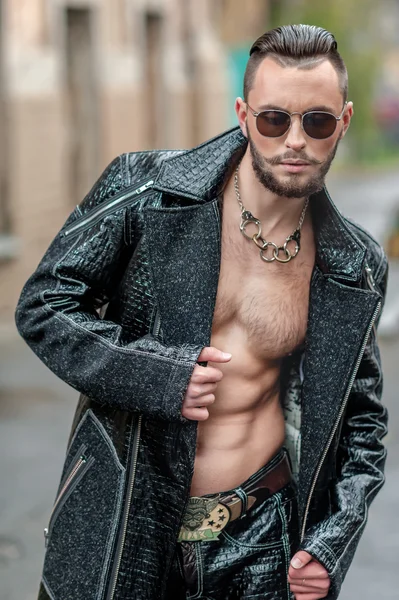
[190,326,286,496]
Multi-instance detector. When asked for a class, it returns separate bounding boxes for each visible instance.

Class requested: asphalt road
[0,167,398,600]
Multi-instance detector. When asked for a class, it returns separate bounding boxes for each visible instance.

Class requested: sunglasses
[247,102,347,140]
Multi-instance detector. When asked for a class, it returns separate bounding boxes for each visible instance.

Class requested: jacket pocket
[44,444,95,547]
[42,409,126,600]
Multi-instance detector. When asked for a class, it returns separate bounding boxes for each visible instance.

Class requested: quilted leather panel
[79,156,124,214]
[106,237,157,342]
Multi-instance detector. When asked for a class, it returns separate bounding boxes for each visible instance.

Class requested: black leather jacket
[15,128,388,600]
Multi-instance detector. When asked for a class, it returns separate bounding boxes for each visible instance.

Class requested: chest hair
[213,224,313,359]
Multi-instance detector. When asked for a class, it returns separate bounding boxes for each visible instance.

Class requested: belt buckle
[178,496,231,542]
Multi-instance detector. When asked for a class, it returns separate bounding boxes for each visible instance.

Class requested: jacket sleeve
[299,256,389,599]
[15,155,203,421]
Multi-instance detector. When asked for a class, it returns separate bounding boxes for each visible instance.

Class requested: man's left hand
[288,550,331,600]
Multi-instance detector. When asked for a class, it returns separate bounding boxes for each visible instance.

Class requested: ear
[340,101,354,139]
[235,97,248,138]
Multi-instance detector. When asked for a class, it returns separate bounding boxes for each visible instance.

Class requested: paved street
[0,167,398,600]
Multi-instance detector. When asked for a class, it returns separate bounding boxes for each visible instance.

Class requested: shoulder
[78,149,186,213]
[122,149,186,186]
[344,216,388,286]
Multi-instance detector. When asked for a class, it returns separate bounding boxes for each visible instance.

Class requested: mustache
[265,154,322,166]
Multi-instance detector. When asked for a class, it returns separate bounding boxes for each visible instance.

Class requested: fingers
[290,593,328,600]
[191,365,223,384]
[185,394,215,408]
[188,382,218,398]
[181,347,232,422]
[289,555,330,600]
[289,562,329,580]
[198,346,232,364]
[290,551,314,570]
[181,406,209,421]
[290,583,328,598]
[182,387,216,421]
[289,579,330,593]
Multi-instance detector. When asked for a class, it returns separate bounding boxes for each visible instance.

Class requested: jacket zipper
[153,308,161,338]
[107,298,161,597]
[365,265,378,335]
[62,179,154,238]
[44,449,92,547]
[300,298,381,542]
[106,415,142,600]
[365,265,375,289]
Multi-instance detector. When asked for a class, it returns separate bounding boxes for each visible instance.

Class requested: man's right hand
[182,347,232,421]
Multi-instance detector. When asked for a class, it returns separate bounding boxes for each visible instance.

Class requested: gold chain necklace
[234,164,309,263]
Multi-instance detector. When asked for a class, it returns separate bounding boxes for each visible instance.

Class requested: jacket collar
[154,127,246,201]
[310,187,366,282]
[154,127,367,282]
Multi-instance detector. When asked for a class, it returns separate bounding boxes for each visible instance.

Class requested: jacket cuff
[163,344,203,421]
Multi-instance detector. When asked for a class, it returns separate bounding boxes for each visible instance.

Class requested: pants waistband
[201,447,288,499]
[178,448,292,543]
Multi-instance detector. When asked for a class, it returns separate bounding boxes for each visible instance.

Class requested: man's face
[236,57,353,198]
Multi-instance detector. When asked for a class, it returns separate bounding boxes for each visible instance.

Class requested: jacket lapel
[297,266,381,518]
[297,187,382,518]
[144,127,246,346]
[143,201,221,347]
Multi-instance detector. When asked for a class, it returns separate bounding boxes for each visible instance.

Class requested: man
[16,24,388,600]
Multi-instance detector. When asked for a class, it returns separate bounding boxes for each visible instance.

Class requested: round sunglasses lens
[303,112,336,139]
[256,111,291,137]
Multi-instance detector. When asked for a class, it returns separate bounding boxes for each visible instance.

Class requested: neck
[232,147,309,237]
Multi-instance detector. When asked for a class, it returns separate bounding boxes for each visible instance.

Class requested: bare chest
[212,225,315,360]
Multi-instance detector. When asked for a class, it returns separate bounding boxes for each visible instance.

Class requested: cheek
[253,131,285,157]
[308,138,335,162]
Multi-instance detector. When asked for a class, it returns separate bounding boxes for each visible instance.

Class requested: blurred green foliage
[269,0,398,165]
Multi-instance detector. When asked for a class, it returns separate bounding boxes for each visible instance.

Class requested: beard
[247,128,341,199]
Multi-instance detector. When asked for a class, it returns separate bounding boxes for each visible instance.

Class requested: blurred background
[0,1,398,599]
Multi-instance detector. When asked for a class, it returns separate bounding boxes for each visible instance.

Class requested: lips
[280,162,310,173]
[280,161,311,166]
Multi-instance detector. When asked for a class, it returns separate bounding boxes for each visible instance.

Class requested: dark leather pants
[166,477,299,599]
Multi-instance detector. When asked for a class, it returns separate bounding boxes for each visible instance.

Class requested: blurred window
[65,7,99,205]
[145,12,163,149]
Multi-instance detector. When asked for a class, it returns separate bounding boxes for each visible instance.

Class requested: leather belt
[178,452,292,542]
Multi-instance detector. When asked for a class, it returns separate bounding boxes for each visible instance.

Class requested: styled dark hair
[244,24,348,102]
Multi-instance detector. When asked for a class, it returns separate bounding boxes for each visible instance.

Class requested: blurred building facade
[0,0,269,319]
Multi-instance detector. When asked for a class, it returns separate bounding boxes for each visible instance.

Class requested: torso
[190,184,316,496]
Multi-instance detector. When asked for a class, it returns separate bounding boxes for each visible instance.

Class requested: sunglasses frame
[246,102,348,140]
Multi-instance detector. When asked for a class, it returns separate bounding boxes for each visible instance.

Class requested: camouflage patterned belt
[178,453,292,543]
[177,495,236,542]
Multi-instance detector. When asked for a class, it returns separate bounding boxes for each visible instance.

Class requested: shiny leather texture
[15,127,388,600]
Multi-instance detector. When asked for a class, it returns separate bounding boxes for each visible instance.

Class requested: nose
[285,114,307,151]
